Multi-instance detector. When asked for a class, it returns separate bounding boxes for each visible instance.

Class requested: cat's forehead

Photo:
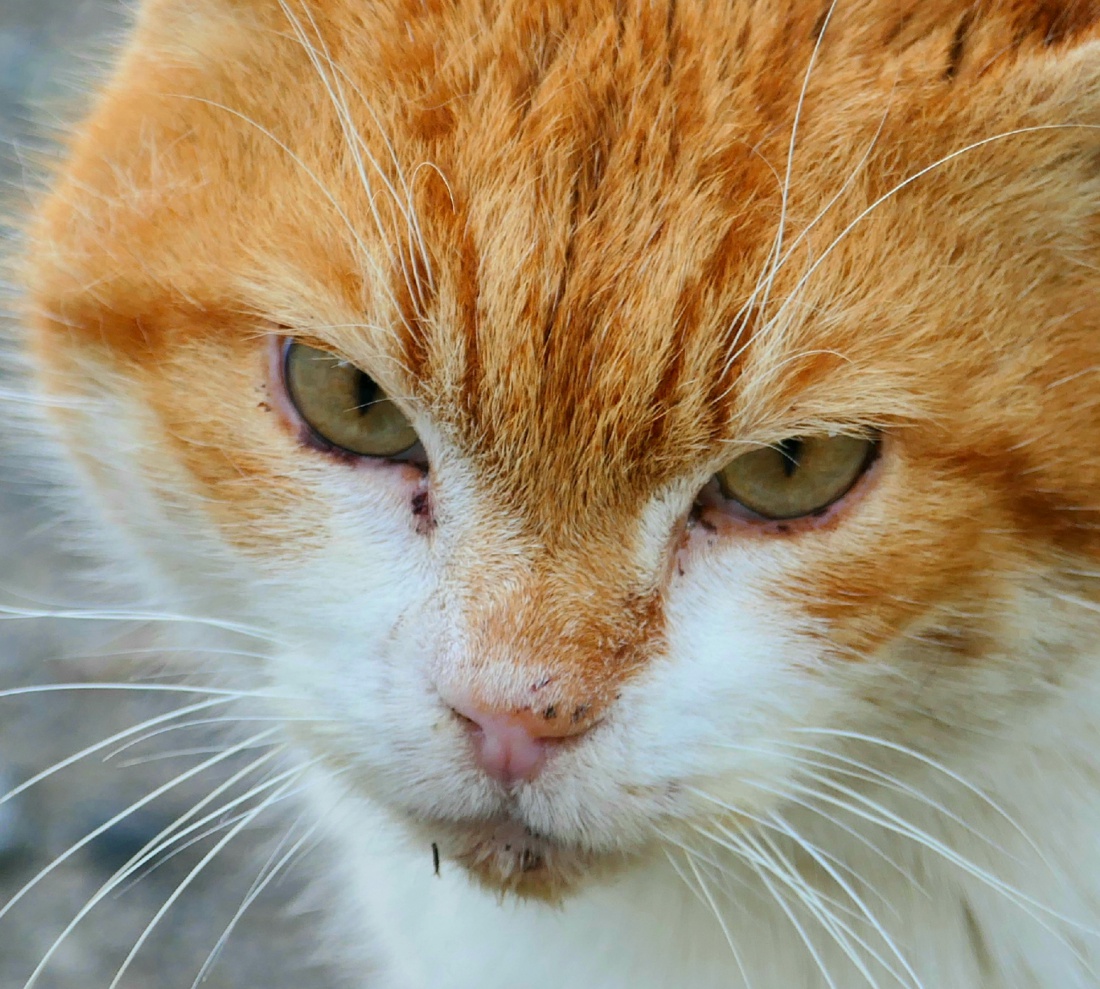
[31,0,1100,527]
[298,0,1079,484]
[296,3,907,463]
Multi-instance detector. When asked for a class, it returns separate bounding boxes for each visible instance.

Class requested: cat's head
[22,0,1100,898]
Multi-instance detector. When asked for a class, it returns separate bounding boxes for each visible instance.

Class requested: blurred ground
[0,3,340,987]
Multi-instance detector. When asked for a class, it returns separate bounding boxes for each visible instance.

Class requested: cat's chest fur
[15,0,1100,987]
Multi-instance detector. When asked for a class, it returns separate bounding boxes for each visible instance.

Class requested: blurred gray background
[0,3,339,986]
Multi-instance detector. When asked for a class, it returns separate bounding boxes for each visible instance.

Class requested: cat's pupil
[777,438,803,478]
[356,371,380,415]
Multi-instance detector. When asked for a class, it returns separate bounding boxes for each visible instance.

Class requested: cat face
[24,0,1100,897]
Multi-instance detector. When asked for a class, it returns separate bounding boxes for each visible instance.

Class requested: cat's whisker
[689,785,900,920]
[706,823,844,989]
[787,728,1052,867]
[294,2,438,295]
[0,683,274,702]
[694,819,861,925]
[0,385,100,409]
[666,812,892,988]
[279,0,435,321]
[0,727,281,923]
[21,744,293,987]
[758,0,840,327]
[772,83,898,284]
[734,346,856,410]
[66,643,274,664]
[664,841,755,989]
[191,815,323,988]
[753,746,1019,863]
[765,122,1100,333]
[763,810,925,988]
[168,93,409,341]
[105,770,310,989]
[0,601,274,641]
[718,823,882,986]
[0,693,252,809]
[652,822,759,899]
[115,740,282,768]
[775,774,1100,961]
[112,765,320,898]
[291,1,435,273]
[733,821,904,989]
[275,3,421,307]
[724,769,931,896]
[106,713,335,761]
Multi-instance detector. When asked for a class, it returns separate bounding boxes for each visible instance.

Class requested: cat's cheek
[610,558,843,823]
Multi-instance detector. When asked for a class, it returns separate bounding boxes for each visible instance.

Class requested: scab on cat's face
[11,0,1100,987]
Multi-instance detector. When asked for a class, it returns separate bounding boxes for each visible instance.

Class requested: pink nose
[450,700,594,786]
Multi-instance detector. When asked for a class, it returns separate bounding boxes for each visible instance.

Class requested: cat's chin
[411,815,631,903]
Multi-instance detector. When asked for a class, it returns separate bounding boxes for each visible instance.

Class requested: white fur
[26,370,1100,989]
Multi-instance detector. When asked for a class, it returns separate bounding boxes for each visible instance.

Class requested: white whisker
[191,816,323,988]
[105,770,308,989]
[766,123,1100,331]
[22,744,292,987]
[0,728,281,923]
[0,694,248,809]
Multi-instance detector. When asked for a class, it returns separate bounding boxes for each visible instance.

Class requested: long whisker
[671,842,755,989]
[787,729,1052,867]
[653,823,760,900]
[116,740,282,768]
[0,693,250,809]
[168,93,406,332]
[106,714,333,761]
[105,770,310,989]
[112,776,320,900]
[190,816,323,987]
[774,773,1099,954]
[285,0,436,292]
[686,784,899,918]
[759,743,1017,861]
[771,85,896,278]
[275,0,425,317]
[731,822,899,989]
[709,823,841,989]
[0,602,273,640]
[757,0,839,325]
[766,123,1100,330]
[699,740,929,892]
[22,743,290,987]
[765,809,924,988]
[0,728,280,922]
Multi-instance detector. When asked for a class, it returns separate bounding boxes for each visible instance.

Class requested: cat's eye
[715,434,876,520]
[284,342,419,458]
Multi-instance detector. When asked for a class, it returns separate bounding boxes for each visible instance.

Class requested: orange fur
[17,1,1100,976]
[28,0,1100,670]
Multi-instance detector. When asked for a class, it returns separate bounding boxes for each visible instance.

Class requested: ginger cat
[14,0,1100,986]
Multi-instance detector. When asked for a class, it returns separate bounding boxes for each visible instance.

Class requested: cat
[11,0,1100,986]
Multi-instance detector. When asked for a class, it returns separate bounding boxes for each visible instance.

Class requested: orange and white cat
[15,0,1100,986]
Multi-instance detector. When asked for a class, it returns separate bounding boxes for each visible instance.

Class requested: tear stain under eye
[412,487,435,533]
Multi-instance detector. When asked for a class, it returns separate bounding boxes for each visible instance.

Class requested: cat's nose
[448,699,595,786]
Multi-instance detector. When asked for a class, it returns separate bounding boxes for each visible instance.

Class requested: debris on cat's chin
[432,841,441,877]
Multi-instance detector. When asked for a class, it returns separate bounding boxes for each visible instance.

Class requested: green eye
[715,435,876,520]
[284,341,419,458]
